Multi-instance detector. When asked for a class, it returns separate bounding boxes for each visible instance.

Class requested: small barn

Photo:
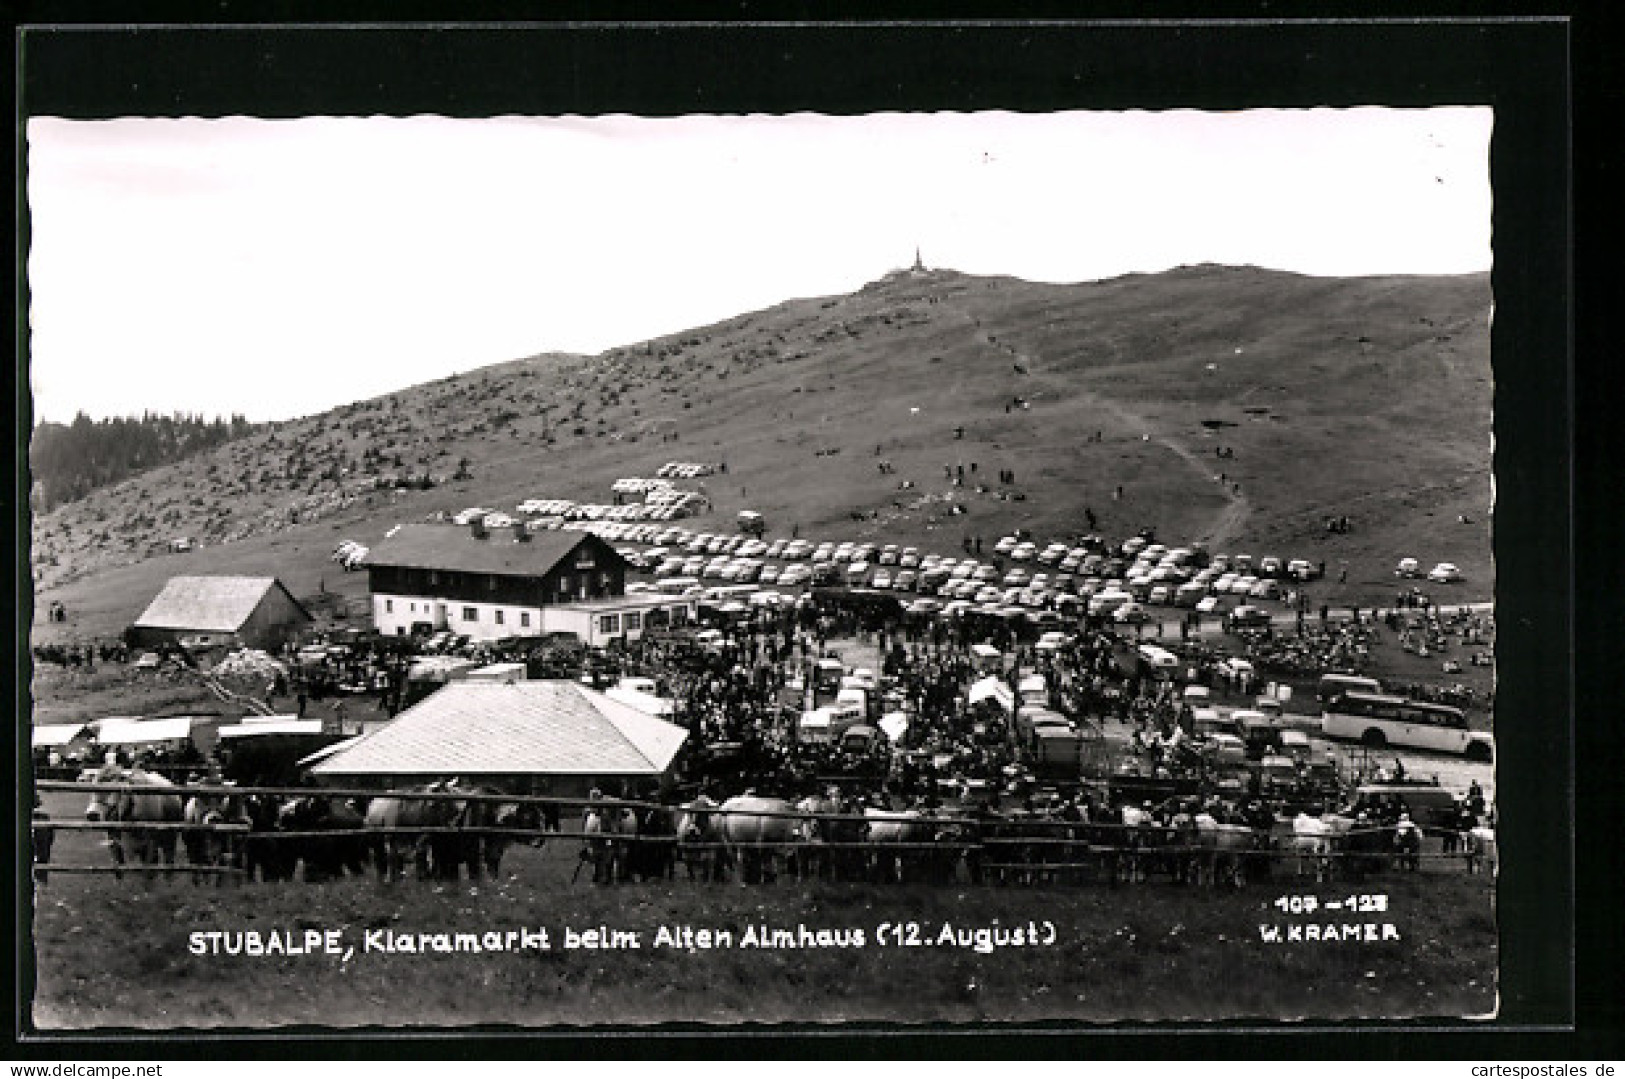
[131,575,312,651]
[309,680,689,797]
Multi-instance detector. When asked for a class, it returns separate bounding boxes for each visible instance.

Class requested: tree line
[29,410,259,512]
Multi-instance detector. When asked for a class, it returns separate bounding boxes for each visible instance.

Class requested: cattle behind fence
[34,780,1487,885]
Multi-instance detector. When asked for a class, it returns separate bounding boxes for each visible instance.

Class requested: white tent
[967,676,1014,712]
[219,718,327,739]
[798,709,834,744]
[878,711,909,743]
[95,716,195,745]
[32,723,90,749]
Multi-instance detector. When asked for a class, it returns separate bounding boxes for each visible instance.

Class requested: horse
[674,795,723,882]
[85,764,184,876]
[1163,805,1209,886]
[715,794,799,884]
[1112,803,1157,885]
[364,785,453,882]
[481,796,541,880]
[582,801,640,885]
[31,796,55,886]
[627,802,677,883]
[1192,813,1258,889]
[862,808,936,884]
[1289,812,1337,883]
[425,782,527,883]
[793,793,839,881]
[182,790,248,884]
[921,809,978,885]
[1392,818,1423,872]
[204,792,252,877]
[794,790,869,882]
[985,808,1073,887]
[241,793,296,882]
[1340,816,1389,882]
[1464,825,1497,876]
[278,794,368,882]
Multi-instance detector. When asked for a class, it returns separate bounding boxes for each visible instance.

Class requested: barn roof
[134,576,310,634]
[365,524,623,578]
[297,735,363,766]
[310,680,688,777]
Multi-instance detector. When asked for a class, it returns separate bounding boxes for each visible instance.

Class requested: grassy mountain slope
[29,264,1492,642]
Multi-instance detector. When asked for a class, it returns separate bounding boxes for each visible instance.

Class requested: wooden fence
[32,779,1493,881]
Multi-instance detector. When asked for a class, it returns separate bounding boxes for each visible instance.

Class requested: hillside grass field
[27,265,1493,648]
[29,789,1497,1029]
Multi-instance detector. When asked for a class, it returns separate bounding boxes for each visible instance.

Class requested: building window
[463,607,478,622]
[599,614,620,634]
[397,626,405,636]
[520,612,530,628]
[429,571,439,586]
[488,575,499,592]
[385,599,393,613]
[495,610,505,626]
[624,611,642,631]
[600,572,612,589]
[559,574,572,594]
[576,552,596,569]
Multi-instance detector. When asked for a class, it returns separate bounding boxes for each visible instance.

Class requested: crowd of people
[1231,618,1380,679]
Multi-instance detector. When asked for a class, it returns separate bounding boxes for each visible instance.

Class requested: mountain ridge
[30,263,1492,639]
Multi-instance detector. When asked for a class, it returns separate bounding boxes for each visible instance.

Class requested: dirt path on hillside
[938,296,1251,548]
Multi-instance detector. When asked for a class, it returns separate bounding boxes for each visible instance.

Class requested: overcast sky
[26,108,1492,424]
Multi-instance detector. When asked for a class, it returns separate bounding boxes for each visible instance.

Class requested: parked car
[1113,602,1151,625]
[1225,605,1272,631]
[1427,562,1463,583]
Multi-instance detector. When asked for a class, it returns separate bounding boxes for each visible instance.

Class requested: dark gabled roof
[134,576,310,633]
[364,524,623,578]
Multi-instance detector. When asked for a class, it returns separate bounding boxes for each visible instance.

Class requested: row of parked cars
[647,553,817,587]
[456,497,702,530]
[654,462,718,479]
[1396,558,1464,583]
[611,524,1308,623]
[992,532,1323,582]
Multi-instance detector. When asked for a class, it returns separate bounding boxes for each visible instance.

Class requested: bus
[1321,691,1493,760]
